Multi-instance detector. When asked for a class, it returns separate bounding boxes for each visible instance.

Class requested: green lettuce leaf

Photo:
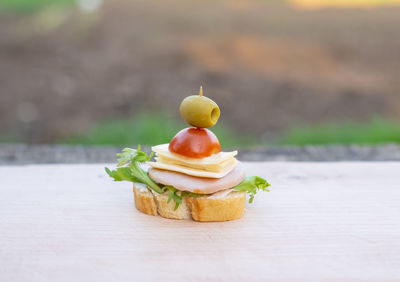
[163,186,204,211]
[105,167,137,182]
[105,146,163,194]
[116,146,153,167]
[233,176,270,203]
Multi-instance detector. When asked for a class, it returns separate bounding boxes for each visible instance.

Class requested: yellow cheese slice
[151,144,237,165]
[155,156,236,172]
[147,159,237,178]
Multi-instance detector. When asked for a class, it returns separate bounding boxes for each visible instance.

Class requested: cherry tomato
[169,127,221,158]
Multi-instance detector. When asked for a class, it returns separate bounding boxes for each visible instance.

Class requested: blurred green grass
[0,0,74,12]
[64,113,258,148]
[64,115,400,147]
[280,118,400,145]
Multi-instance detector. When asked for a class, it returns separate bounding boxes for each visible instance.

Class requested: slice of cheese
[147,159,237,179]
[152,144,237,165]
[155,155,236,173]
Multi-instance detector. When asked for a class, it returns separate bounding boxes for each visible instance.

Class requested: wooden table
[1,162,400,281]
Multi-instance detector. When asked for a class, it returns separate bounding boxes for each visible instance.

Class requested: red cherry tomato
[169,127,221,158]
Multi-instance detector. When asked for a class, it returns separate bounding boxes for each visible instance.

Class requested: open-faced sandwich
[106,87,270,222]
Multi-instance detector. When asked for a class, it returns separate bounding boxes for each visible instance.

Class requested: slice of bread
[133,184,245,222]
[153,190,192,220]
[133,185,158,216]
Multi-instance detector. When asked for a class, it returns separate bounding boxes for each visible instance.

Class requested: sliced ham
[207,188,234,199]
[148,162,246,194]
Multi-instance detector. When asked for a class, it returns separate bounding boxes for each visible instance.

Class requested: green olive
[180,95,220,128]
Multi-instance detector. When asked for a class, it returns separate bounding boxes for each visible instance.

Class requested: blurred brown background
[1,0,400,145]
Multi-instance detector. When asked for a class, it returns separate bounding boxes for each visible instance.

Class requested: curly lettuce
[163,185,203,210]
[233,176,270,203]
[105,146,163,194]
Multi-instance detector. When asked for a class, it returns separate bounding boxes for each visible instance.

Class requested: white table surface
[1,162,400,281]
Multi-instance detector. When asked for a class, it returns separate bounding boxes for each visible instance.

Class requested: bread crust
[133,184,245,221]
[187,191,245,222]
[133,185,157,216]
[153,192,192,220]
